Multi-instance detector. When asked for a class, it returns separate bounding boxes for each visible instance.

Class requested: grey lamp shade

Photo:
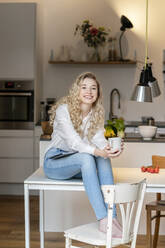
[147,64,161,97]
[131,84,152,102]
[148,80,161,97]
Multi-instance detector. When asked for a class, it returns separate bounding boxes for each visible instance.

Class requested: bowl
[138,125,157,140]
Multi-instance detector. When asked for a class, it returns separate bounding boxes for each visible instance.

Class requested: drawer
[0,137,33,157]
[0,158,34,183]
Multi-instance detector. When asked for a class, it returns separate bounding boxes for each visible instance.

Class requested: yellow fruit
[110,129,116,137]
[104,129,115,138]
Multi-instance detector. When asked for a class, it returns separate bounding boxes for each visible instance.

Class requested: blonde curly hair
[49,72,105,140]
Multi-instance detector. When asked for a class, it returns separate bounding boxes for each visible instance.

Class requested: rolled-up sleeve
[91,128,108,150]
[55,105,95,154]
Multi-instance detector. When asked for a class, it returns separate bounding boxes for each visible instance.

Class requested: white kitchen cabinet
[0,130,34,184]
[0,137,33,158]
[0,158,33,183]
[0,3,36,79]
[34,126,43,170]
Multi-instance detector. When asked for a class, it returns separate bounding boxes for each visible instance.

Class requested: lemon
[104,129,115,138]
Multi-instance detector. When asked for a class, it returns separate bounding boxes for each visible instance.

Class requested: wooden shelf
[48,60,136,65]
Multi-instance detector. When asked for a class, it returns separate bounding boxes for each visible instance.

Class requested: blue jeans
[44,147,116,220]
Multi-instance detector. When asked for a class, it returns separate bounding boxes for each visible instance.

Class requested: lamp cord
[145,0,148,69]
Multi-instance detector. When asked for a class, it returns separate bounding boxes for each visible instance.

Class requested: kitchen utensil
[41,121,53,135]
[138,125,157,140]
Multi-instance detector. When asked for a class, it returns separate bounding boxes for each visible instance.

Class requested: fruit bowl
[138,125,157,140]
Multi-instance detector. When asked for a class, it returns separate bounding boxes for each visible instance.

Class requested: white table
[24,167,165,248]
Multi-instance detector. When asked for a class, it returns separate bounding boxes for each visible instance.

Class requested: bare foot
[99,217,122,238]
[99,217,107,233]
[112,218,122,238]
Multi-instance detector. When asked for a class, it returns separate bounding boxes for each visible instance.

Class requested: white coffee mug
[108,137,121,152]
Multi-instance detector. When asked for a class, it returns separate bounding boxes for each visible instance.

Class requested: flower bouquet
[74,20,110,61]
[104,118,125,139]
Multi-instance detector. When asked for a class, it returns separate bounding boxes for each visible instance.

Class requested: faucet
[109,88,121,120]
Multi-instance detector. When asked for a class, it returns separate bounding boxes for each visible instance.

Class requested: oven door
[0,91,34,129]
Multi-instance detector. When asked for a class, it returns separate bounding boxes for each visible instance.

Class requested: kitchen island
[39,138,165,235]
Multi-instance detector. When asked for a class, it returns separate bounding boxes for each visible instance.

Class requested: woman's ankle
[99,217,108,233]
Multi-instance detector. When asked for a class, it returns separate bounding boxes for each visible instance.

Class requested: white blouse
[46,104,108,155]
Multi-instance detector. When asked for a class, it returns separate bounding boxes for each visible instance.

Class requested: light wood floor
[0,195,164,248]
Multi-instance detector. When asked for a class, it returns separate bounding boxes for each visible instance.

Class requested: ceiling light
[131,0,161,102]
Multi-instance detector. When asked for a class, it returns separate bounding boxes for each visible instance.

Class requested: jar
[108,38,117,61]
[45,98,56,121]
[40,101,46,122]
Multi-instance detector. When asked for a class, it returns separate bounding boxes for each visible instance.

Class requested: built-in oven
[0,81,34,129]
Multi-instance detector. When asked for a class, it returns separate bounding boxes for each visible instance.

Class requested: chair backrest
[102,180,146,248]
[152,155,165,168]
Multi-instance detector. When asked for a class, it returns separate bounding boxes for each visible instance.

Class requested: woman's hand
[94,148,109,158]
[94,140,124,158]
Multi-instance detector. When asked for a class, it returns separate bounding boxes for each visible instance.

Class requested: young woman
[44,72,123,236]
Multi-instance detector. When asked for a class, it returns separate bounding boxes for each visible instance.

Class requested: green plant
[104,118,125,138]
[74,20,110,48]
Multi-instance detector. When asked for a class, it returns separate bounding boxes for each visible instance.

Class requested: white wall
[2,0,165,121]
[41,0,165,121]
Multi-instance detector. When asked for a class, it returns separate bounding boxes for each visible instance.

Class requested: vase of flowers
[92,46,101,62]
[74,20,110,61]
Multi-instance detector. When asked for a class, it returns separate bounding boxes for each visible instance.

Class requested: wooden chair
[146,155,165,248]
[64,180,146,248]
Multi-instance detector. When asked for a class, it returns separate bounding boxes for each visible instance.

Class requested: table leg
[153,211,160,248]
[40,190,44,248]
[24,184,30,248]
[146,208,152,248]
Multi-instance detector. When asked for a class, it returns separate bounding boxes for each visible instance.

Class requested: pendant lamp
[148,63,161,97]
[131,0,161,102]
[131,68,152,102]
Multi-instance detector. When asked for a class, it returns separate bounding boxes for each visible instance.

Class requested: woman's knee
[79,153,96,170]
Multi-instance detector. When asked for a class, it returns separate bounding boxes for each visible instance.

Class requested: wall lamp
[119,15,133,61]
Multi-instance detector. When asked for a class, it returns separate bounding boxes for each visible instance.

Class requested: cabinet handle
[0,92,32,96]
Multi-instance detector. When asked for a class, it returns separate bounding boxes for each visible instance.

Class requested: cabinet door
[0,3,36,79]
[0,137,33,158]
[0,158,33,183]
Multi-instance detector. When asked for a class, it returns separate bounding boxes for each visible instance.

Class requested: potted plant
[104,118,125,139]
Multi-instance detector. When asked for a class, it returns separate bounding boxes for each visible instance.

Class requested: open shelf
[48,60,136,65]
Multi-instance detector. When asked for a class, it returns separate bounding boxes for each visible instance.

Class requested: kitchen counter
[40,134,51,141]
[40,135,165,143]
[38,120,165,142]
[37,121,165,127]
[124,137,165,142]
[125,121,165,127]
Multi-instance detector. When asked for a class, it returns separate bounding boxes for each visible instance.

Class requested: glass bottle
[40,101,46,122]
[108,38,117,61]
